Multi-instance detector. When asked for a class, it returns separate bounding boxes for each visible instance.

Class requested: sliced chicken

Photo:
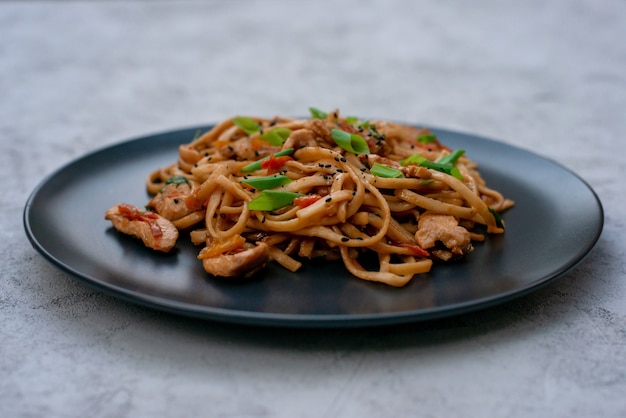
[200,242,270,278]
[415,212,472,256]
[360,153,402,169]
[282,128,317,149]
[105,203,178,252]
[148,182,195,221]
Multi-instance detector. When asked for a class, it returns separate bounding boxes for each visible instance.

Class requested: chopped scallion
[248,190,304,211]
[417,133,437,144]
[401,154,427,166]
[418,160,464,180]
[370,163,404,178]
[260,127,291,146]
[165,175,189,186]
[309,107,328,119]
[489,207,505,229]
[401,153,463,180]
[330,129,370,155]
[232,116,261,135]
[437,149,465,165]
[239,175,292,190]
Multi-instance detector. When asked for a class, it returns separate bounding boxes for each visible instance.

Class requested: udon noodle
[106,108,513,287]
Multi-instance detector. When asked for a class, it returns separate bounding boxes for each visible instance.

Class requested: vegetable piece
[260,128,291,146]
[232,116,261,135]
[261,155,292,175]
[369,125,385,140]
[370,163,405,178]
[241,148,294,173]
[437,149,465,165]
[345,116,359,125]
[400,154,427,166]
[396,242,430,257]
[197,235,246,259]
[164,175,189,186]
[488,207,505,229]
[240,175,292,190]
[293,194,323,208]
[420,161,463,180]
[417,133,437,144]
[309,107,328,119]
[248,190,304,211]
[330,129,371,154]
[401,153,463,180]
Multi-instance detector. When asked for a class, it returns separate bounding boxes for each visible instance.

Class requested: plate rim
[23,123,604,328]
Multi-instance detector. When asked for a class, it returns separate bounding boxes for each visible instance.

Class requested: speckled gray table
[3,1,625,417]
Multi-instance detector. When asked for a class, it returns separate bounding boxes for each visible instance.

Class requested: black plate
[23,125,603,328]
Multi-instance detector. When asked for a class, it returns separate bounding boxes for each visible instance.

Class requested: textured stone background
[2,1,625,417]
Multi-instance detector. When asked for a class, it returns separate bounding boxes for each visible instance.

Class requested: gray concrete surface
[2,1,625,417]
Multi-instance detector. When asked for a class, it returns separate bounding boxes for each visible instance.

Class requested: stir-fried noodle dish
[106,108,514,287]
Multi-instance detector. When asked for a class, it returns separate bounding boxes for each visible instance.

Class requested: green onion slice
[368,124,385,140]
[232,116,261,135]
[260,127,291,146]
[370,163,404,178]
[401,154,427,166]
[248,190,304,211]
[437,149,465,165]
[417,133,437,144]
[345,116,359,125]
[401,154,463,180]
[241,148,294,173]
[164,175,189,186]
[488,207,505,229]
[309,107,328,119]
[419,160,464,180]
[239,175,292,190]
[330,129,370,155]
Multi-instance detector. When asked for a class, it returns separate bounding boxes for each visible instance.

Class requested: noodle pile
[123,108,513,287]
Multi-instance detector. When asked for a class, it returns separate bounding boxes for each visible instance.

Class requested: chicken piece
[148,182,194,221]
[282,128,317,149]
[415,212,472,256]
[218,136,278,161]
[360,154,402,169]
[308,119,341,148]
[201,242,270,278]
[401,164,432,179]
[105,203,178,252]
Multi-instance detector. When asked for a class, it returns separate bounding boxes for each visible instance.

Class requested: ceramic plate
[23,125,603,327]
